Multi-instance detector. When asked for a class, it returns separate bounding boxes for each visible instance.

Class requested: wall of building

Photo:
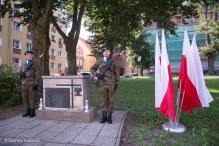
[0,1,67,74]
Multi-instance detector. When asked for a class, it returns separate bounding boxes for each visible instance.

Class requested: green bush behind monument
[0,64,22,107]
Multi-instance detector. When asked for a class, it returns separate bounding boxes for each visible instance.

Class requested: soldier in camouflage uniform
[90,47,120,124]
[18,50,40,118]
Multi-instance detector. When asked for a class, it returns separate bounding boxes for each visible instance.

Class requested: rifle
[91,50,124,87]
[17,53,43,84]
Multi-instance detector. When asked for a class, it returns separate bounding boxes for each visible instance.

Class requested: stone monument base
[37,107,97,123]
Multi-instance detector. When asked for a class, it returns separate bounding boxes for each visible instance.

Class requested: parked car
[77,72,97,81]
[50,73,61,76]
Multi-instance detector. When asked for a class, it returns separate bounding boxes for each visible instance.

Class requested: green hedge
[0,64,22,107]
[123,73,138,78]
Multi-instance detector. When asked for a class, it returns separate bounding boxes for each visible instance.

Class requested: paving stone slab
[63,127,84,134]
[16,118,37,123]
[70,123,89,128]
[0,128,28,137]
[44,143,67,146]
[102,122,121,130]
[53,132,77,142]
[93,136,117,146]
[86,122,104,130]
[79,129,101,136]
[20,141,45,146]
[0,127,14,135]
[0,142,23,146]
[0,121,12,127]
[98,129,118,138]
[47,124,71,133]
[17,129,43,138]
[73,135,96,144]
[34,130,60,140]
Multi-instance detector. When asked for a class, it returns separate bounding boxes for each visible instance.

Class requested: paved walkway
[0,110,127,146]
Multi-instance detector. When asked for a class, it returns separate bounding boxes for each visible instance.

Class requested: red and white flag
[155,30,176,121]
[191,33,213,107]
[178,30,213,113]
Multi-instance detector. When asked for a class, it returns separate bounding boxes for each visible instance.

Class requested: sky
[67,19,92,40]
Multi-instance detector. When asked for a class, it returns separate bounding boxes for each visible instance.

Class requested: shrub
[0,64,22,107]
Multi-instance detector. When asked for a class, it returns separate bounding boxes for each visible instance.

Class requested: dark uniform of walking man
[19,50,40,117]
[90,47,120,124]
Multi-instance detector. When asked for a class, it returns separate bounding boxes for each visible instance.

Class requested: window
[59,38,63,44]
[0,17,2,26]
[51,62,55,69]
[59,25,63,31]
[13,57,20,67]
[14,3,22,13]
[77,52,79,56]
[51,35,56,42]
[26,43,32,50]
[0,36,2,46]
[51,24,56,29]
[58,63,62,70]
[1,0,3,5]
[27,26,31,34]
[14,22,22,31]
[80,52,82,57]
[58,51,63,57]
[77,59,79,65]
[51,49,55,56]
[13,39,21,49]
[58,14,62,21]
[80,60,83,65]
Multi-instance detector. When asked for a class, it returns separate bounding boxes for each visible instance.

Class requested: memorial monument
[37,75,97,123]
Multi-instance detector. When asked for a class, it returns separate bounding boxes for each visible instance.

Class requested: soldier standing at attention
[90,46,120,124]
[19,50,40,117]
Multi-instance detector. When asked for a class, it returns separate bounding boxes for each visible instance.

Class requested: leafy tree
[126,27,153,76]
[84,0,198,57]
[51,0,86,75]
[84,0,142,57]
[194,0,219,74]
[0,0,56,91]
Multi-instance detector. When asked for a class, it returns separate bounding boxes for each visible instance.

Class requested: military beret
[24,50,34,55]
[102,46,110,53]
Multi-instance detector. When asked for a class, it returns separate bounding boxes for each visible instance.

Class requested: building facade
[0,1,67,74]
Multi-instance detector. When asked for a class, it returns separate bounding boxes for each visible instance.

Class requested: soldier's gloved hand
[32,84,37,91]
[114,84,118,92]
[17,72,26,78]
[96,73,104,80]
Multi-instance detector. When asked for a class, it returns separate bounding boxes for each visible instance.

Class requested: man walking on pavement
[18,50,40,117]
[90,46,120,124]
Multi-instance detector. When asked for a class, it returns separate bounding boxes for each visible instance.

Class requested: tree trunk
[66,41,77,75]
[140,68,143,76]
[208,53,215,75]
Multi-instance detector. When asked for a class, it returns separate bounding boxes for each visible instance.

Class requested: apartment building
[0,1,67,74]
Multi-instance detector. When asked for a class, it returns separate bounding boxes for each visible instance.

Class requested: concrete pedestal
[37,75,97,123]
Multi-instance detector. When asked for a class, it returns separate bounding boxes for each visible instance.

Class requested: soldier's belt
[104,72,113,78]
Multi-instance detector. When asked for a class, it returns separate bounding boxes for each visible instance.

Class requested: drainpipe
[8,13,11,65]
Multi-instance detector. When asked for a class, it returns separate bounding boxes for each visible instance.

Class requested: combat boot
[107,111,113,124]
[22,108,31,117]
[100,111,108,123]
[29,109,35,117]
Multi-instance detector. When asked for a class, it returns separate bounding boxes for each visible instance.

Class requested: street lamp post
[137,56,141,78]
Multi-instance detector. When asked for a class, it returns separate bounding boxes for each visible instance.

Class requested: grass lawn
[91,76,219,146]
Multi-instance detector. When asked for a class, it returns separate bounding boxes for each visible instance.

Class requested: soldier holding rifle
[90,46,121,124]
[17,50,41,118]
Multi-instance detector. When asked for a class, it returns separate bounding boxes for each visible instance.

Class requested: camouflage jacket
[20,61,40,85]
[90,58,120,85]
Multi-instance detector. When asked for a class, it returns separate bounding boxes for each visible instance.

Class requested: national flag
[191,33,214,107]
[178,30,213,113]
[155,30,176,121]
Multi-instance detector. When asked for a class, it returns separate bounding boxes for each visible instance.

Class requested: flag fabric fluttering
[191,33,214,107]
[178,30,213,113]
[155,30,176,121]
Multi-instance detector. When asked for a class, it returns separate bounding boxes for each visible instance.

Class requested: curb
[115,111,127,146]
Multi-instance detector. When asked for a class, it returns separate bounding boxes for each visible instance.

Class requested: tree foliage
[126,27,153,71]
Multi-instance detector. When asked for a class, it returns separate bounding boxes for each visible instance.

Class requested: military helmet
[24,50,34,55]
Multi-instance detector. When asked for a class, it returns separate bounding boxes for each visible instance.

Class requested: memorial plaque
[45,88,70,108]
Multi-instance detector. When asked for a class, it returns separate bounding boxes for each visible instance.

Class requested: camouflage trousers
[22,84,37,109]
[99,84,115,112]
